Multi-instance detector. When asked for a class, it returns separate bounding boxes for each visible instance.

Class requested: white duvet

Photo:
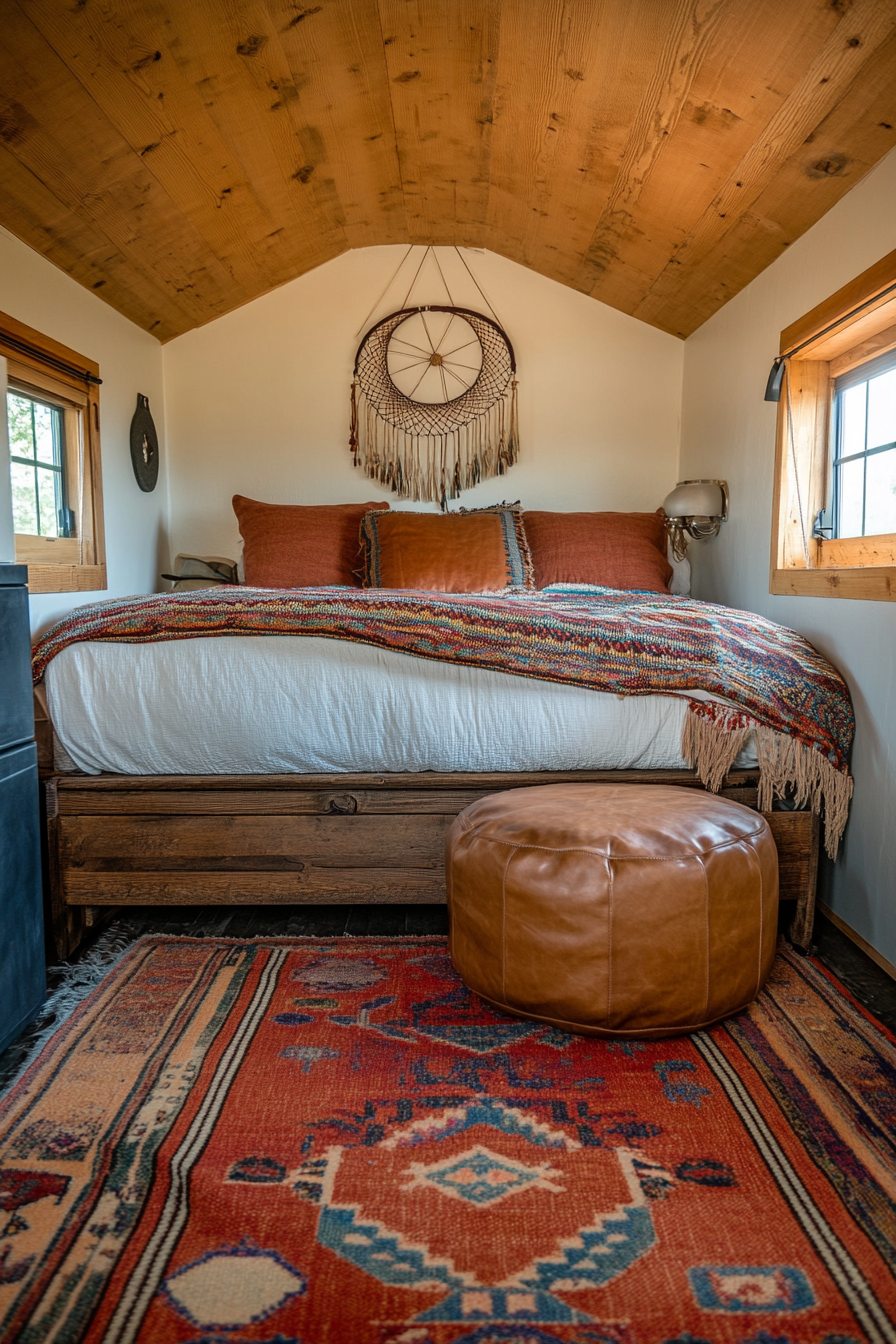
[45,634,756,777]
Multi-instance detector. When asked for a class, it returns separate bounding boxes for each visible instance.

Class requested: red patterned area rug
[1,937,895,1344]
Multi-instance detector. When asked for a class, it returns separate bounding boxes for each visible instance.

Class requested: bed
[33,581,851,960]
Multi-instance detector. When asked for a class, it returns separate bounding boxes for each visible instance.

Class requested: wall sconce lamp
[662,479,729,560]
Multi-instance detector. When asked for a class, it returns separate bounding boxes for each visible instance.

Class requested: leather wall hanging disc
[130,393,159,492]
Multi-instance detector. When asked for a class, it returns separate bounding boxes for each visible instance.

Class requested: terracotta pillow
[233,496,389,588]
[361,506,535,593]
[524,509,672,592]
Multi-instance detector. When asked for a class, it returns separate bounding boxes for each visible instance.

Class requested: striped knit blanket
[33,586,854,856]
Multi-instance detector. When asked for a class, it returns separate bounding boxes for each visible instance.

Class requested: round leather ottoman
[446,784,779,1038]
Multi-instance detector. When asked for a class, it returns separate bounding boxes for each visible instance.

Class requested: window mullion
[861,380,869,537]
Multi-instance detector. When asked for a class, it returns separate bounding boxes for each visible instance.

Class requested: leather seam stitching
[462,835,766,858]
[700,854,710,1021]
[500,845,514,1005]
[607,853,613,1026]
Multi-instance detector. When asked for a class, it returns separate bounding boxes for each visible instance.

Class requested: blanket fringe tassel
[682,706,853,860]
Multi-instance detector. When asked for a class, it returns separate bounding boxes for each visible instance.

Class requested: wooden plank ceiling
[1,0,893,342]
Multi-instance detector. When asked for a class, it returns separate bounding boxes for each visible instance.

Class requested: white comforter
[45,634,756,776]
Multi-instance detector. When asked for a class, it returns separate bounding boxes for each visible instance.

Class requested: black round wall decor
[130,393,159,492]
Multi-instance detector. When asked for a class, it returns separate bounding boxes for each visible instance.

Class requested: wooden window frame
[2,310,106,594]
[770,249,896,602]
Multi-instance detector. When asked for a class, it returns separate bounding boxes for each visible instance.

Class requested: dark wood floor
[2,903,894,1098]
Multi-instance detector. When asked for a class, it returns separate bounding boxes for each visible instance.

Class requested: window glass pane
[7,393,36,462]
[32,401,58,464]
[867,367,896,450]
[839,383,867,459]
[10,460,38,534]
[36,466,60,537]
[865,448,896,536]
[838,456,864,537]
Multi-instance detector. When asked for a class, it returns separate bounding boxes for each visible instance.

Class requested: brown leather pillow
[361,506,534,592]
[524,509,672,592]
[233,496,389,588]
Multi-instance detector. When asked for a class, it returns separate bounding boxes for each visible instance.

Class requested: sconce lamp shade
[662,479,728,560]
[662,480,725,520]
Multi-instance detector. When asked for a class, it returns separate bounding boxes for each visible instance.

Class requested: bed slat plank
[59,814,453,866]
[53,768,760,793]
[64,869,446,905]
[54,782,759,815]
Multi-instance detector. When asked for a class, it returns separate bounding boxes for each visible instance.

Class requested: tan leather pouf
[446,783,779,1039]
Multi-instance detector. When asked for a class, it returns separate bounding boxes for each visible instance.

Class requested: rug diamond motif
[403,1143,563,1207]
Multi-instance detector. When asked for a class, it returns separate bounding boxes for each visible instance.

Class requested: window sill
[770,565,896,601]
[26,563,107,595]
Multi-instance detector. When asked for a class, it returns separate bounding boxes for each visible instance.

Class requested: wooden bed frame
[42,767,820,960]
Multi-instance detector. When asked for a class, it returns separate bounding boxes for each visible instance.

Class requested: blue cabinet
[0,565,45,1055]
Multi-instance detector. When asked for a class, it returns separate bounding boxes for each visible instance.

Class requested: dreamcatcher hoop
[351,302,519,507]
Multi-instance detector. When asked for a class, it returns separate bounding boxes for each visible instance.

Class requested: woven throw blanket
[32,586,854,855]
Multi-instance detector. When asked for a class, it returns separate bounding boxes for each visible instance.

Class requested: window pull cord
[784,359,812,568]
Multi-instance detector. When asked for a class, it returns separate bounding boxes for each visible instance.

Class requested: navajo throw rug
[2,938,893,1344]
[30,587,854,856]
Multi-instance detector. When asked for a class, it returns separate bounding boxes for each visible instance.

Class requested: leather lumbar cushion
[446,783,779,1039]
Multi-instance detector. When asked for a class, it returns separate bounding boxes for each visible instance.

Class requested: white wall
[162,246,683,559]
[0,227,166,635]
[680,147,896,963]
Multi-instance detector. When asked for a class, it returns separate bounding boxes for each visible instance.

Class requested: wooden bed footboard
[42,769,820,960]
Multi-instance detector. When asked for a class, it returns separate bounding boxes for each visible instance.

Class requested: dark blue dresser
[0,564,45,1054]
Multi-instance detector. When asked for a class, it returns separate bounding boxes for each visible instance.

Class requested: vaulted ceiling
[1,0,894,343]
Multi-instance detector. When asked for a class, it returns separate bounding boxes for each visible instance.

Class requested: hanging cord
[355,244,414,339]
[400,245,432,310]
[454,246,503,326]
[784,359,812,568]
[431,247,456,307]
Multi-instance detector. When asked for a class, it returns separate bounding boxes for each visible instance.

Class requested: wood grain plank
[59,813,453,865]
[486,0,668,287]
[770,565,896,601]
[776,360,828,573]
[55,779,760,815]
[53,767,758,793]
[634,0,896,330]
[378,0,500,246]
[135,0,347,286]
[53,788,516,816]
[581,0,846,318]
[0,141,184,340]
[1,2,245,328]
[572,0,728,297]
[1,0,895,338]
[781,245,896,357]
[643,33,896,336]
[17,0,293,300]
[265,0,407,249]
[65,868,447,904]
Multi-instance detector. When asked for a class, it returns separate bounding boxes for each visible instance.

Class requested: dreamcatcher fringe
[351,379,519,510]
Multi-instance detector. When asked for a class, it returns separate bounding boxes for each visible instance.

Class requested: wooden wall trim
[780,248,896,355]
[818,901,896,983]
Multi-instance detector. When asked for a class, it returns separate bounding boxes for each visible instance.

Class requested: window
[770,248,896,601]
[9,391,72,539]
[1,311,105,594]
[831,352,896,540]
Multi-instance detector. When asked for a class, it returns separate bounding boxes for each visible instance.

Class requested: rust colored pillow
[233,496,389,588]
[361,507,534,593]
[524,509,672,592]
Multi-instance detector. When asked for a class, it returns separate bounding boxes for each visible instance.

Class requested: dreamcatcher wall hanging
[350,246,519,508]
